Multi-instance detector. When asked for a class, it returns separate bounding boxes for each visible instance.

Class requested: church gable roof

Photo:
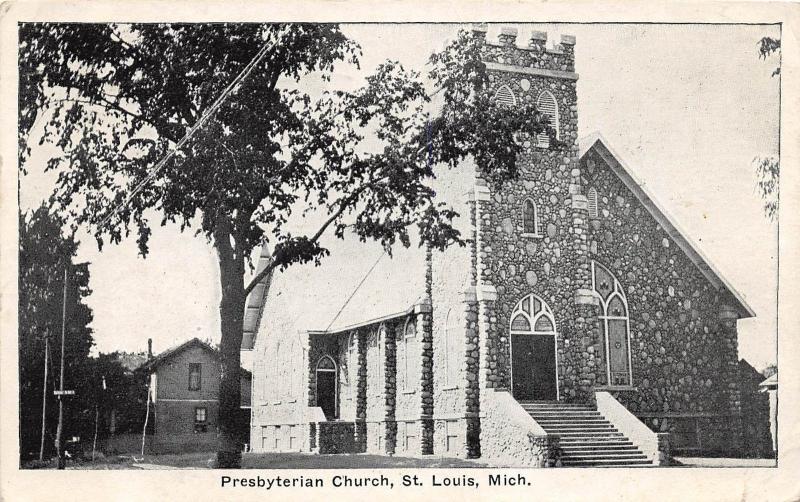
[579,132,755,318]
[249,232,427,349]
[242,245,273,350]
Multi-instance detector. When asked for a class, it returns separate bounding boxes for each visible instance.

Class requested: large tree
[19,24,555,467]
[18,205,94,463]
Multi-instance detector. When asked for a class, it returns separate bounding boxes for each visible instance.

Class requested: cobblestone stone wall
[579,147,747,453]
[317,421,358,454]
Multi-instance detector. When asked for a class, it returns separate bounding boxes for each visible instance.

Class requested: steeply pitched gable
[579,132,755,318]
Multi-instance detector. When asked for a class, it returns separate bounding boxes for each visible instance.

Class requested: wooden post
[55,268,67,470]
[39,335,49,462]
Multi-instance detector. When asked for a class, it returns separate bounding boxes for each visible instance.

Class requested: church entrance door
[316,356,338,420]
[511,334,557,401]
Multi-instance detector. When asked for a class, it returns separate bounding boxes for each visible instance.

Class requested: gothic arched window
[493,84,517,107]
[523,199,539,235]
[536,91,560,148]
[591,261,632,386]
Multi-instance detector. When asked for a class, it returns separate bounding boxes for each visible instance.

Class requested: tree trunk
[215,242,246,469]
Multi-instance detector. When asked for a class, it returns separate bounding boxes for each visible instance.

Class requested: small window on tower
[493,85,516,108]
[588,188,599,218]
[536,91,560,148]
[522,199,538,235]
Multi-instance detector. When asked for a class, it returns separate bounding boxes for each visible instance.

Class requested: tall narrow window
[273,341,282,401]
[523,199,538,235]
[591,261,633,386]
[377,326,385,393]
[588,187,599,218]
[493,85,516,107]
[444,309,461,387]
[402,317,418,392]
[188,363,201,391]
[287,338,298,401]
[536,91,559,148]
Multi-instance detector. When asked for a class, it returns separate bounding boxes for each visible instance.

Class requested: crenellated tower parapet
[472,24,576,74]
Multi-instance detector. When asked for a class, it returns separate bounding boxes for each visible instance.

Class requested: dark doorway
[316,356,337,420]
[512,334,557,401]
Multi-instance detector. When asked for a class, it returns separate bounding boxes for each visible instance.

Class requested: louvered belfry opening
[493,84,516,107]
[536,90,559,148]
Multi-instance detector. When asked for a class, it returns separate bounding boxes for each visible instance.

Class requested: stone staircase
[520,401,653,467]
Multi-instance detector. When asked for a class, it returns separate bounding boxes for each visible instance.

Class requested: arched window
[401,317,418,392]
[443,309,461,387]
[509,294,557,335]
[588,187,599,218]
[369,327,384,396]
[536,91,559,148]
[522,199,539,235]
[493,84,516,107]
[315,355,338,419]
[341,332,357,409]
[591,261,632,386]
[509,293,559,400]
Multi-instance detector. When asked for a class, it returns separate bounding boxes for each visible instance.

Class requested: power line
[324,250,386,332]
[98,28,287,230]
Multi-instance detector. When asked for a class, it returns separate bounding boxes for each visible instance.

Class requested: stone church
[244,26,762,466]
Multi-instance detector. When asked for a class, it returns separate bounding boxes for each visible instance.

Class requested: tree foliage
[758,36,781,76]
[753,36,780,222]
[754,156,779,222]
[18,205,94,462]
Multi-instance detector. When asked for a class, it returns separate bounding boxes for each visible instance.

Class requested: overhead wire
[98,27,287,230]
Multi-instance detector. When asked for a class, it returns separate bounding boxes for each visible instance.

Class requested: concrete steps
[519,401,653,468]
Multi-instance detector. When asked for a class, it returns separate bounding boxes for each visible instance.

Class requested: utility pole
[55,267,67,470]
[38,335,49,462]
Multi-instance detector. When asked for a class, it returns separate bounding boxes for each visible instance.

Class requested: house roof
[579,132,756,318]
[139,337,252,378]
[759,373,778,390]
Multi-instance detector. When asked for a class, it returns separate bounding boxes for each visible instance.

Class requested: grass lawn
[64,451,487,469]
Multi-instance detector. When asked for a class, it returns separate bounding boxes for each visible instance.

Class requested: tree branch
[242,180,378,296]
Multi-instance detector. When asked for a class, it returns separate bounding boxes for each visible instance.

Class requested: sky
[19,23,780,370]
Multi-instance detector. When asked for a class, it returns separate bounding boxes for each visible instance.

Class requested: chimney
[147,338,153,359]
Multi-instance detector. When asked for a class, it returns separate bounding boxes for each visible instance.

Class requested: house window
[493,84,516,107]
[588,187,599,218]
[401,317,418,392]
[188,363,201,391]
[443,309,461,387]
[194,407,207,433]
[522,199,538,235]
[591,261,633,386]
[536,91,559,148]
